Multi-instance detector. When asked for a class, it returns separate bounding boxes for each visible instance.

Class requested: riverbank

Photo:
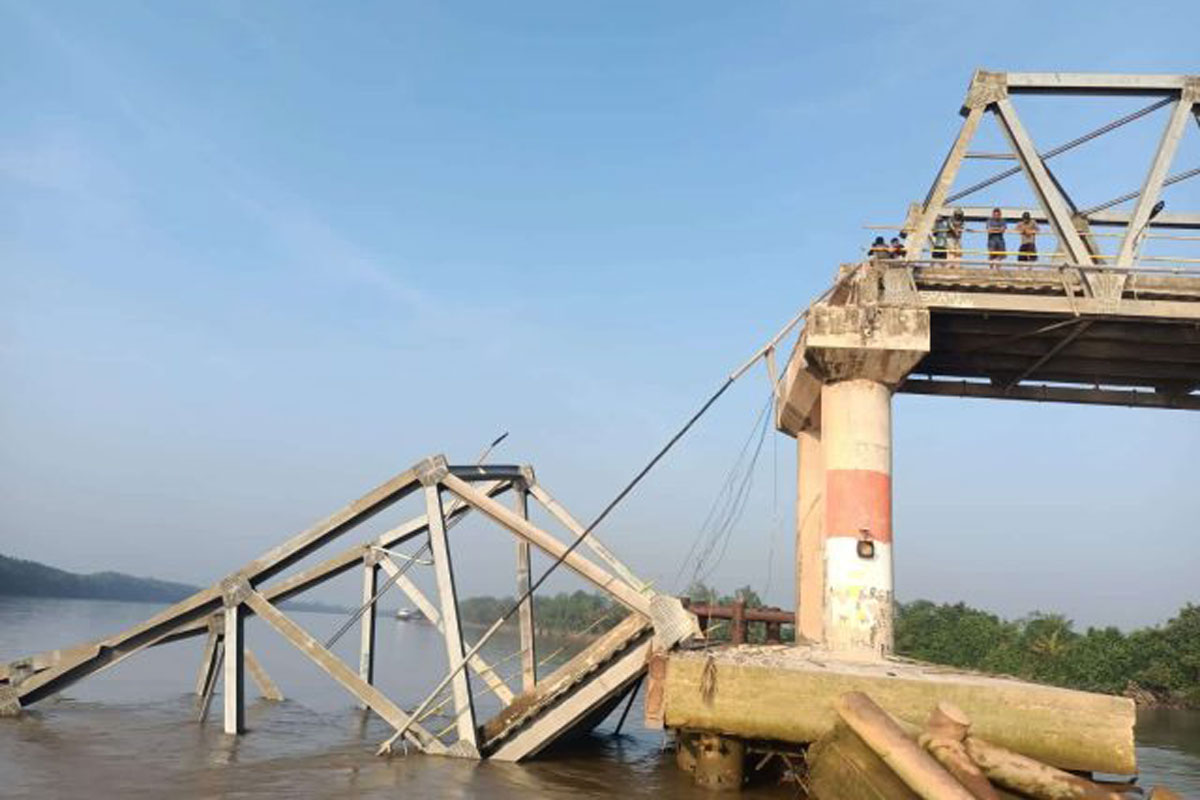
[0,554,351,615]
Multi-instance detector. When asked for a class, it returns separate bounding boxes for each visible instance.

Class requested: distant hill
[0,554,348,614]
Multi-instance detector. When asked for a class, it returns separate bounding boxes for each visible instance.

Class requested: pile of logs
[806,692,1180,800]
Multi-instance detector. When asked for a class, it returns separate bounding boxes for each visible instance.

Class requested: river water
[1,597,1197,798]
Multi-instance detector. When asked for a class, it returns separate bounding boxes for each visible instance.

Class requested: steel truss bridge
[3,72,1197,774]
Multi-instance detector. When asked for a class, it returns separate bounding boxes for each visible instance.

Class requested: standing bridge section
[649,72,1198,786]
[778,69,1199,657]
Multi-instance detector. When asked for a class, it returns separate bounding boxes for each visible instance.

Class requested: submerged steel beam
[377,555,515,705]
[241,585,445,754]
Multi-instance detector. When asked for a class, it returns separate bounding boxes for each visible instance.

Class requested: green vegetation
[459,590,623,637]
[685,581,1199,708]
[895,600,1200,709]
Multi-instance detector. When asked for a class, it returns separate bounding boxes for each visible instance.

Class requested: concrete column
[821,378,894,658]
[795,426,825,644]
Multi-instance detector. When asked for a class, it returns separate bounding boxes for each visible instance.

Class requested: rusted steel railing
[683,599,794,645]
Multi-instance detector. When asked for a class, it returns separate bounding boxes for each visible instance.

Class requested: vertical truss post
[358,549,379,708]
[419,458,478,751]
[221,579,247,735]
[1116,89,1197,266]
[194,617,220,696]
[513,476,537,692]
[196,639,223,722]
[992,97,1094,266]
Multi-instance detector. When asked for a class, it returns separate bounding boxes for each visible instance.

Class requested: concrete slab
[660,644,1135,775]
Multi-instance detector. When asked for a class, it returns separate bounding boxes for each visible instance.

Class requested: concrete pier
[794,427,824,644]
[792,304,929,657]
[820,378,895,657]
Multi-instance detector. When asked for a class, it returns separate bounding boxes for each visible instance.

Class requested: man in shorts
[987,208,1007,264]
[1015,211,1039,262]
[932,215,949,260]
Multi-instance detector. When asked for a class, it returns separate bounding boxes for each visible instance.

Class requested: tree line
[458,590,623,637]
[894,599,1199,708]
[685,582,1199,708]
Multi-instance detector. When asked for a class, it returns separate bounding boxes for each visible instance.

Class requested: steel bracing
[779,70,1200,416]
[0,454,693,761]
[905,70,1200,271]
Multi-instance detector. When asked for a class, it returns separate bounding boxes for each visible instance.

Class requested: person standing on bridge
[869,236,889,261]
[948,208,965,266]
[1015,211,1040,262]
[932,215,949,260]
[987,207,1007,263]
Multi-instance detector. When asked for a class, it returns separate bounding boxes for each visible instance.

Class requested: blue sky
[2,1,1197,629]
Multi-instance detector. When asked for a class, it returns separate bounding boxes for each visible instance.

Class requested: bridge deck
[836,261,1200,411]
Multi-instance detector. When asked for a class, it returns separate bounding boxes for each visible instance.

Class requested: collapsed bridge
[0,455,695,761]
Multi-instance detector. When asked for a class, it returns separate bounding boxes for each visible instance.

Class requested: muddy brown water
[1,597,1197,798]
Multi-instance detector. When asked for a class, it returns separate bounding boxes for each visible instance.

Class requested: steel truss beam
[3,452,668,765]
[907,70,1200,274]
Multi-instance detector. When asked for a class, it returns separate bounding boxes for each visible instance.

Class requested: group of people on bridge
[869,208,1042,265]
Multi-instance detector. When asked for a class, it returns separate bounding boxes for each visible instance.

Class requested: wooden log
[836,692,975,800]
[928,701,971,741]
[808,721,922,800]
[923,737,1000,800]
[963,736,1125,800]
[922,701,1000,800]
